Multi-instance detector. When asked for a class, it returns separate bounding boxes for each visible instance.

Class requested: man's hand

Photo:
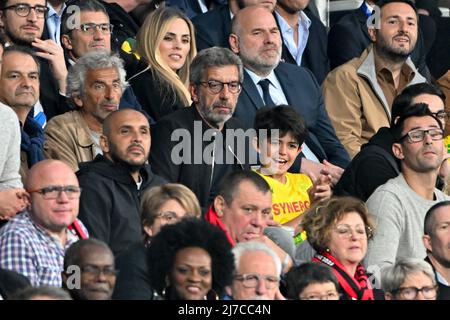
[0,188,29,220]
[320,160,344,186]
[32,38,68,94]
[307,172,333,203]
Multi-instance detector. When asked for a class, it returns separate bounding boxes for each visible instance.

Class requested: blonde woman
[129,7,197,121]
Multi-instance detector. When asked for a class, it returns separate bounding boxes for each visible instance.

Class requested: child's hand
[307,172,333,203]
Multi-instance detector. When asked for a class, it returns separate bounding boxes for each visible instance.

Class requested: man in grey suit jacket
[229,5,349,184]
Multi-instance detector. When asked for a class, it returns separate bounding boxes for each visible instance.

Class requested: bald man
[77,109,166,256]
[0,160,88,287]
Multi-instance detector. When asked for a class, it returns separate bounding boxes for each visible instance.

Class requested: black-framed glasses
[2,3,48,18]
[27,185,82,200]
[81,265,118,278]
[399,128,444,143]
[392,285,438,300]
[234,273,280,289]
[76,23,114,35]
[199,80,242,94]
[432,110,449,122]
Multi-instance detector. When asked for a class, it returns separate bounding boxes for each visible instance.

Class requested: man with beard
[0,0,71,122]
[77,109,166,256]
[322,0,427,158]
[192,0,276,51]
[150,47,249,210]
[44,51,126,172]
[63,239,117,300]
[229,5,349,186]
[423,201,450,300]
[365,103,450,271]
[274,0,329,84]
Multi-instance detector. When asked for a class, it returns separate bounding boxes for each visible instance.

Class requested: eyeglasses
[2,3,48,18]
[392,285,437,300]
[234,273,280,289]
[334,225,369,239]
[76,23,114,35]
[81,265,118,278]
[199,80,242,94]
[27,185,82,200]
[399,128,444,143]
[154,211,180,223]
[432,110,449,122]
[300,292,341,300]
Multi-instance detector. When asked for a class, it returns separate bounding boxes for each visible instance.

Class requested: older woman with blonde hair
[301,196,381,300]
[113,183,201,299]
[129,7,197,121]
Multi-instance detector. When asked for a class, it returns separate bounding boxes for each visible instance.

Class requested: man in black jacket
[423,201,450,300]
[77,109,166,256]
[150,47,250,210]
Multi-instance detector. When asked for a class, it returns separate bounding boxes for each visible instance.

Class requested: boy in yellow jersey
[252,106,332,244]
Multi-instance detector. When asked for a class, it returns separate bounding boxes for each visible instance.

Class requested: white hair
[232,241,282,275]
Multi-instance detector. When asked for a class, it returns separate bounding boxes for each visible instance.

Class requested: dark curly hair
[147,218,235,299]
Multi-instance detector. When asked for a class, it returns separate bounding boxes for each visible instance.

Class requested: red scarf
[313,251,374,300]
[204,206,235,247]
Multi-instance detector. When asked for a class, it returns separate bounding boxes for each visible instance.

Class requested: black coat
[0,268,31,300]
[327,5,431,81]
[275,8,330,84]
[150,106,250,209]
[192,5,231,51]
[425,257,450,300]
[77,155,166,256]
[334,127,400,201]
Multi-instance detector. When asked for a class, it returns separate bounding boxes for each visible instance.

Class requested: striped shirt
[0,212,88,287]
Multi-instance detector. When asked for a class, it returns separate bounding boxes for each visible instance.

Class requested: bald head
[102,109,148,138]
[26,160,78,190]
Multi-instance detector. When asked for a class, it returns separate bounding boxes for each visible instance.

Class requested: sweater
[365,174,450,270]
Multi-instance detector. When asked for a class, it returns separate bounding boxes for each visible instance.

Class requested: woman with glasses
[148,218,234,300]
[382,258,438,300]
[128,7,197,122]
[301,196,382,300]
[113,183,201,299]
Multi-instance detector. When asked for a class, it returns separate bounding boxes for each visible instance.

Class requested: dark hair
[3,45,40,72]
[392,103,442,141]
[217,170,271,205]
[64,238,113,271]
[285,263,340,299]
[147,218,235,299]
[0,0,48,9]
[10,286,72,300]
[60,0,108,36]
[375,0,417,14]
[0,32,6,48]
[254,105,309,146]
[391,83,446,127]
[424,200,450,236]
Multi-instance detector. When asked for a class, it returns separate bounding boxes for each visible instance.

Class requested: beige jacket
[322,45,426,158]
[44,110,97,172]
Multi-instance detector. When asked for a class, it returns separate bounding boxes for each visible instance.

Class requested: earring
[325,248,330,253]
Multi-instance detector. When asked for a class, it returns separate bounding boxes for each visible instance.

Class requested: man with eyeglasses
[59,0,143,113]
[0,159,88,287]
[365,103,450,271]
[0,0,72,123]
[150,46,251,210]
[62,239,116,300]
[227,241,285,300]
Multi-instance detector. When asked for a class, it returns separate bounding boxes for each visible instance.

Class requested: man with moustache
[77,109,166,256]
[322,0,427,158]
[44,51,127,172]
[229,5,349,185]
[0,0,71,122]
[366,103,450,271]
[150,47,249,210]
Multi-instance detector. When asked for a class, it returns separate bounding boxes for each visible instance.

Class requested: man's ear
[61,34,73,50]
[368,26,377,42]
[252,136,260,153]
[214,195,226,218]
[73,93,83,108]
[384,292,393,300]
[229,34,240,54]
[423,234,433,252]
[189,84,198,103]
[100,134,109,153]
[392,142,404,160]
